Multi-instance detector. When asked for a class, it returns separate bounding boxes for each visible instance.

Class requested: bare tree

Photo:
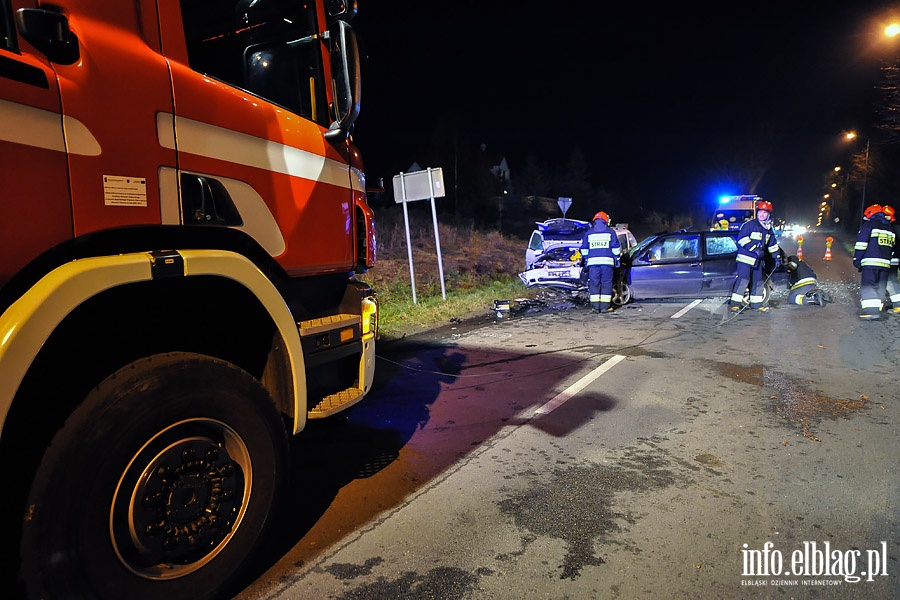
[876,61,900,143]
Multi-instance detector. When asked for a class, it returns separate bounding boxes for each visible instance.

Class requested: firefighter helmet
[786,255,800,271]
[884,205,896,222]
[756,200,773,213]
[863,204,884,220]
[592,211,610,224]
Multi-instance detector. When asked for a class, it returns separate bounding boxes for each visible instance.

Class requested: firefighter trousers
[587,265,614,311]
[730,262,765,308]
[885,267,900,307]
[860,267,888,316]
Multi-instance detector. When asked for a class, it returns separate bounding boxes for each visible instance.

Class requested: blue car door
[629,233,703,298]
[700,232,740,294]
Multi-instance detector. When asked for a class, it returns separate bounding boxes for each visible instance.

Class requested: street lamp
[845,132,870,223]
[832,167,842,212]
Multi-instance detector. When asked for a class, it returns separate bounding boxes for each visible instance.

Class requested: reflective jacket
[788,260,817,290]
[580,220,621,267]
[736,218,780,267]
[854,214,895,269]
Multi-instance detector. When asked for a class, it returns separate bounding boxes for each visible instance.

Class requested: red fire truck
[0,1,376,598]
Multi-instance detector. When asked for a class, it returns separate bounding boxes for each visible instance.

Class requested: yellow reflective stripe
[586,257,615,266]
[861,258,891,268]
[791,277,816,288]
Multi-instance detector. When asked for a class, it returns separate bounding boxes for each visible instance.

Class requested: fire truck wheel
[20,352,290,600]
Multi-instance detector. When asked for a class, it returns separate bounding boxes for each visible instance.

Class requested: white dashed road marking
[532,354,627,416]
[671,299,703,319]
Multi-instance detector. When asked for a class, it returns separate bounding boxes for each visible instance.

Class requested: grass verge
[376,275,530,340]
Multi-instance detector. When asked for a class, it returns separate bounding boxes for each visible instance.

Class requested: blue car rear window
[705,234,739,256]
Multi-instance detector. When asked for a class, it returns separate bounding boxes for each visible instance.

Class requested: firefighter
[729,200,781,312]
[854,204,896,320]
[712,213,729,230]
[784,255,825,306]
[580,211,622,313]
[881,205,900,314]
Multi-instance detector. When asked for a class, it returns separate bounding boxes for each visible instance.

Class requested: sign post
[392,167,447,304]
[558,196,572,217]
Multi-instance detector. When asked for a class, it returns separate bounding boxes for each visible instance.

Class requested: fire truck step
[297,313,361,336]
[308,387,365,418]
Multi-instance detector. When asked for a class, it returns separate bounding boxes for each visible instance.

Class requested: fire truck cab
[1,1,376,598]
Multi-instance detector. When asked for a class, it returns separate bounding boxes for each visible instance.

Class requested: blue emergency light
[719,194,760,205]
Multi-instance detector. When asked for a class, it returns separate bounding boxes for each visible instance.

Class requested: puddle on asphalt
[716,363,871,441]
[497,443,682,580]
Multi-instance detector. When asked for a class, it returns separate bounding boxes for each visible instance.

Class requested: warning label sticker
[103,175,147,207]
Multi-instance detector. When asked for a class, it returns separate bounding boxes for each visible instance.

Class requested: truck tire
[20,352,290,600]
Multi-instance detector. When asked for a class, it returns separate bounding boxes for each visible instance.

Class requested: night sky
[350,1,898,223]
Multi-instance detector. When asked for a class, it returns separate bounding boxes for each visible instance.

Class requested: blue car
[618,229,787,305]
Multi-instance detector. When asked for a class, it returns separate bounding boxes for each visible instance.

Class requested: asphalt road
[236,231,900,600]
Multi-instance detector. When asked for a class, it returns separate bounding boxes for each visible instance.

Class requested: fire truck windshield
[181,0,331,126]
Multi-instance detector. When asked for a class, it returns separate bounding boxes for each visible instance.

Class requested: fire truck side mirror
[15,8,80,65]
[325,0,358,20]
[324,20,361,142]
